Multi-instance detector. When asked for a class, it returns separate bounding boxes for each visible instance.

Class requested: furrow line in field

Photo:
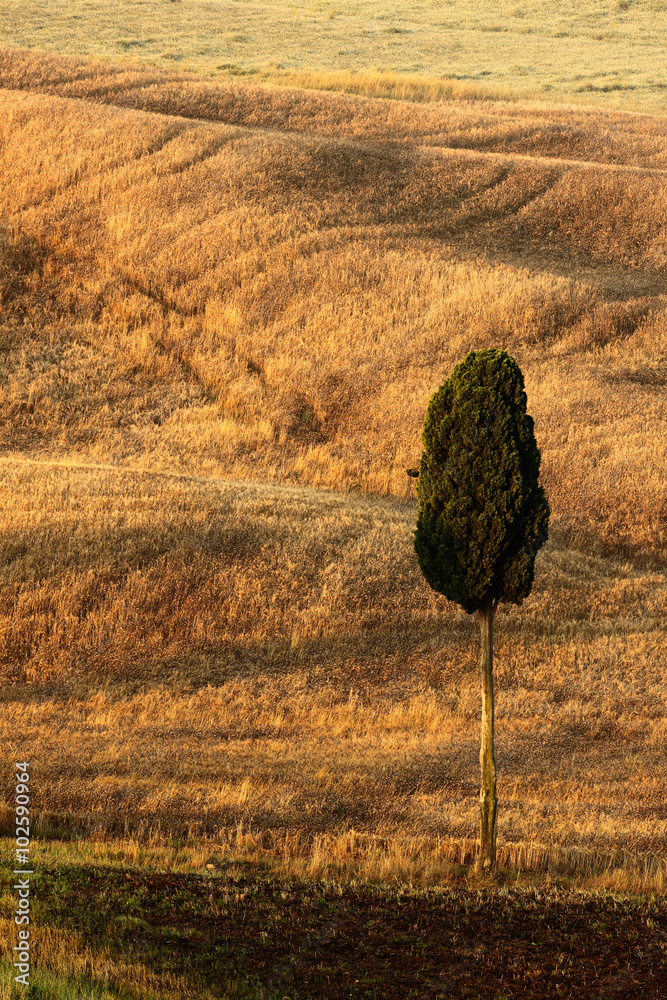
[419,143,667,177]
[0,455,416,512]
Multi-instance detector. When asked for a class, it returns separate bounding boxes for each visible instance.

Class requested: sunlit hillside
[1,0,666,114]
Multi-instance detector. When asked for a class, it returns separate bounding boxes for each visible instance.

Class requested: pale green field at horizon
[1,0,666,114]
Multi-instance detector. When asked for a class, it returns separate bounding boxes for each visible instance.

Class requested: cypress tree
[406,348,549,869]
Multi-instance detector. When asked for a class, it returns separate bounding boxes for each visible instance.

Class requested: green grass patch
[0,958,139,1000]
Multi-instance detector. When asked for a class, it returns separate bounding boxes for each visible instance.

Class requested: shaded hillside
[1,458,666,884]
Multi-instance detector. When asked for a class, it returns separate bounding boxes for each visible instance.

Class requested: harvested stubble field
[0,46,667,998]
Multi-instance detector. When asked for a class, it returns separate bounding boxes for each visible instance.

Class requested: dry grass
[0,0,666,114]
[0,462,666,892]
[0,919,194,1000]
[0,51,666,895]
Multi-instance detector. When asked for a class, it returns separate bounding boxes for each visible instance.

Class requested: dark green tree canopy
[407,348,549,615]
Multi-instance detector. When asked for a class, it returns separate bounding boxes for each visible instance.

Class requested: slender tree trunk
[477,594,497,869]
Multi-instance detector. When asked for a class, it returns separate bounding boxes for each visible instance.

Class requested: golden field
[0,46,666,906]
[0,0,666,114]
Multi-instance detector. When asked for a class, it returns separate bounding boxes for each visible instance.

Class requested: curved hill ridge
[1,72,665,289]
[1,47,667,170]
